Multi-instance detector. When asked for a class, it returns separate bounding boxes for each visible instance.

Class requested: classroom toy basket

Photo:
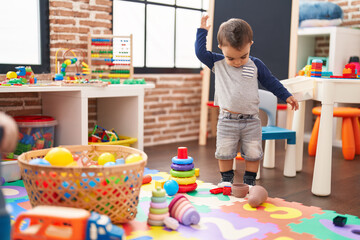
[17,145,147,223]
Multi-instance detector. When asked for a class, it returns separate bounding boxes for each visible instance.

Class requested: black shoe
[218,170,234,187]
[243,175,256,186]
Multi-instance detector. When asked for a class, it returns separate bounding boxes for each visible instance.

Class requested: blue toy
[29,158,51,166]
[104,162,116,167]
[115,158,125,165]
[15,66,26,77]
[299,2,343,27]
[164,180,179,196]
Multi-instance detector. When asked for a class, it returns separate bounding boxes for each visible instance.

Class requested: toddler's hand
[200,15,211,31]
[286,96,299,111]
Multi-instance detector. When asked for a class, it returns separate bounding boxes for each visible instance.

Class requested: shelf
[297,26,360,76]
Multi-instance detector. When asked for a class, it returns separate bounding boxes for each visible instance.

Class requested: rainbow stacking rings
[169,147,198,193]
[147,187,169,226]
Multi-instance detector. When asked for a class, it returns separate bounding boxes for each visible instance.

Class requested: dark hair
[217,18,253,49]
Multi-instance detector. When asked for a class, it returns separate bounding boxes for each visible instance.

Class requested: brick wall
[0,0,204,147]
[137,74,203,146]
[314,0,360,57]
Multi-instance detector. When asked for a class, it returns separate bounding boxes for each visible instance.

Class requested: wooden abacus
[87,34,133,81]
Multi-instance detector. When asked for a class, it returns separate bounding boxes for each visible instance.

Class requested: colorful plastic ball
[115,158,125,165]
[29,158,51,166]
[98,152,115,165]
[66,161,79,167]
[164,180,179,196]
[44,147,74,166]
[125,154,142,164]
[104,162,116,167]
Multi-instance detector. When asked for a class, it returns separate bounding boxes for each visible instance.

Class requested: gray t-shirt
[214,58,260,114]
[195,28,292,114]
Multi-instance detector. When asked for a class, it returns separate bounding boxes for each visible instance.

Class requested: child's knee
[242,140,263,161]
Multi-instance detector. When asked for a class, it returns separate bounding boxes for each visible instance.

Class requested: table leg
[292,101,305,172]
[312,103,334,196]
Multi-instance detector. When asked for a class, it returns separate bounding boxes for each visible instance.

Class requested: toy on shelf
[169,147,197,193]
[88,34,133,82]
[349,56,360,73]
[53,48,108,87]
[148,187,169,226]
[54,48,89,80]
[0,112,19,240]
[12,116,57,157]
[12,206,125,240]
[1,66,36,86]
[168,195,200,226]
[311,59,323,78]
[88,125,137,147]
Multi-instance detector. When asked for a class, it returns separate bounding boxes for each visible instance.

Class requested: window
[0,0,50,74]
[113,0,208,73]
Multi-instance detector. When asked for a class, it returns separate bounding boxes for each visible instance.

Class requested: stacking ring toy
[150,207,169,214]
[170,175,196,185]
[151,196,167,203]
[150,201,168,209]
[171,163,194,171]
[148,212,169,221]
[178,183,197,193]
[171,147,194,164]
[181,208,200,226]
[172,156,193,164]
[170,169,195,178]
[168,194,200,226]
[152,187,166,197]
[147,219,164,226]
[169,195,185,213]
[170,198,187,217]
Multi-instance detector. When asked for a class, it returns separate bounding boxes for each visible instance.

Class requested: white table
[0,84,154,150]
[282,76,360,196]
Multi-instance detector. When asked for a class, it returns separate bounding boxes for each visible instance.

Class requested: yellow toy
[6,71,17,79]
[98,152,115,165]
[125,153,142,164]
[44,147,74,166]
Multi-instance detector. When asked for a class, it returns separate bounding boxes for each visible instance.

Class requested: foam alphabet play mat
[2,168,360,240]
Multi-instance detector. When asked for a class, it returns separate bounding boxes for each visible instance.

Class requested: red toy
[210,187,223,194]
[223,186,231,195]
[142,175,152,185]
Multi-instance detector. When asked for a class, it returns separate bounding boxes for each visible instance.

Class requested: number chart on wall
[88,34,133,82]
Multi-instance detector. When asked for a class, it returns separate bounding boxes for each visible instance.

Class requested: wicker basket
[17,145,147,223]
